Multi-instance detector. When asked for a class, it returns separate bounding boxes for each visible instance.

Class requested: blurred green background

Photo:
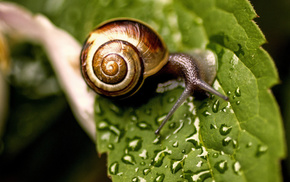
[0,0,289,181]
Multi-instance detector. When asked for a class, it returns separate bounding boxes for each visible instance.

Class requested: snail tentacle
[155,53,228,134]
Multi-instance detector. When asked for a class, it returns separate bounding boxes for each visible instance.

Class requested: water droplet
[109,162,119,175]
[98,120,109,130]
[212,152,219,158]
[182,149,186,153]
[199,101,209,109]
[189,170,211,182]
[219,124,232,135]
[154,173,165,182]
[232,139,238,148]
[227,91,231,95]
[196,161,203,167]
[130,115,138,122]
[173,120,184,134]
[246,142,252,148]
[145,108,152,115]
[222,137,232,146]
[139,149,148,159]
[153,136,161,145]
[210,124,217,129]
[256,145,268,157]
[156,114,167,125]
[236,100,240,105]
[235,87,241,97]
[171,159,183,174]
[169,122,176,129]
[185,132,199,147]
[132,177,138,182]
[135,167,139,172]
[109,103,121,115]
[214,160,228,173]
[233,161,242,175]
[232,95,236,99]
[122,154,136,165]
[172,141,179,147]
[109,125,122,137]
[168,96,176,103]
[107,143,114,150]
[94,101,102,115]
[202,111,211,117]
[212,99,220,113]
[137,121,152,130]
[152,148,171,167]
[140,161,146,166]
[128,137,142,151]
[222,107,227,112]
[143,168,151,175]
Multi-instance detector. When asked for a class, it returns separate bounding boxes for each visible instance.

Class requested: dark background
[0,0,289,181]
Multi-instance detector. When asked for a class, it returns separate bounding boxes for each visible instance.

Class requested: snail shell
[81,18,228,134]
[81,19,168,98]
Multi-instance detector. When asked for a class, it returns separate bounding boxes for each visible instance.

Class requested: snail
[80,18,228,134]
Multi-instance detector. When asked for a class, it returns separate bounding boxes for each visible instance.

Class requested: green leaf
[90,0,285,181]
[8,0,285,181]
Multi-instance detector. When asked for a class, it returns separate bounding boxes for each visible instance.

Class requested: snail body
[81,19,228,134]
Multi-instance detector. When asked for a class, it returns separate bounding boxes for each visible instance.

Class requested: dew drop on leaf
[97,120,109,130]
[190,170,211,182]
[214,160,228,173]
[169,122,176,129]
[235,87,241,97]
[153,136,161,145]
[196,161,203,167]
[145,108,152,115]
[127,137,142,151]
[109,125,122,137]
[109,103,122,115]
[143,168,151,175]
[246,142,253,148]
[152,148,171,167]
[137,121,152,130]
[212,99,220,113]
[227,91,231,96]
[172,141,179,147]
[222,136,232,146]
[202,111,211,117]
[219,124,232,135]
[132,177,138,182]
[170,159,183,174]
[256,145,268,157]
[122,154,136,165]
[173,120,185,134]
[94,101,102,115]
[140,161,146,166]
[210,124,217,129]
[232,139,238,148]
[156,114,167,125]
[139,149,148,160]
[130,115,138,122]
[212,152,219,158]
[107,143,114,150]
[167,96,176,103]
[154,173,165,182]
[236,100,240,105]
[233,161,242,175]
[109,162,119,175]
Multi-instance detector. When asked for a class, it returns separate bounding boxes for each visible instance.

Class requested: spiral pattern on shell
[81,19,169,98]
